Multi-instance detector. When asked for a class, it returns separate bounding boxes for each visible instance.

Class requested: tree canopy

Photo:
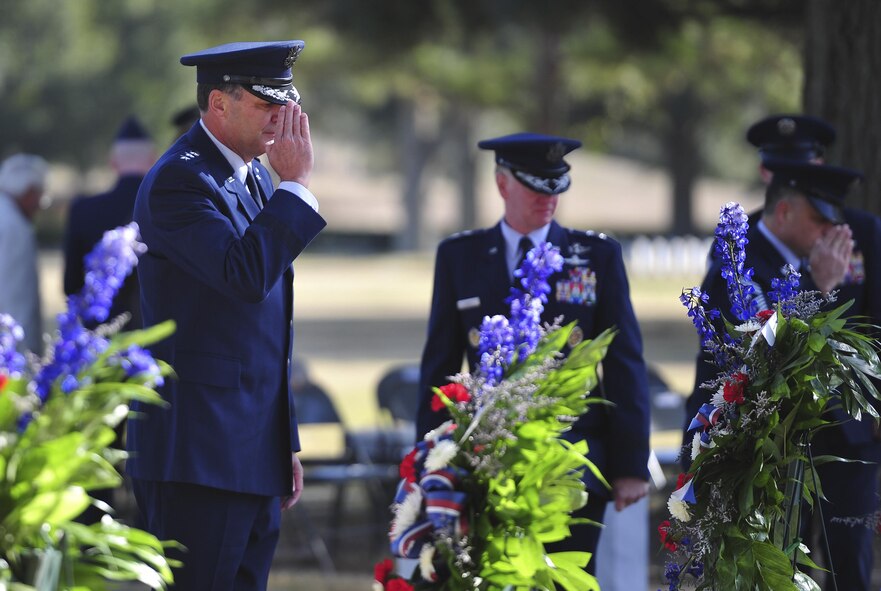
[1,0,813,238]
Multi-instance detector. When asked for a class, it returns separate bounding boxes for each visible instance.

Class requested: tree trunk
[663,86,703,235]
[395,98,440,251]
[803,0,881,215]
[530,28,566,133]
[449,107,478,233]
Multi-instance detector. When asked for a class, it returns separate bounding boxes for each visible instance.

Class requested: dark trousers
[543,494,607,576]
[801,458,879,591]
[132,479,281,591]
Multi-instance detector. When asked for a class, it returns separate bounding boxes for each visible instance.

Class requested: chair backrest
[646,364,684,432]
[295,383,342,425]
[376,363,420,424]
[293,383,347,461]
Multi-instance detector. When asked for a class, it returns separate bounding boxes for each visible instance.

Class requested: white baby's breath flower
[734,319,761,333]
[711,385,726,408]
[424,420,455,442]
[425,439,459,472]
[419,544,438,581]
[390,488,423,539]
[668,496,692,522]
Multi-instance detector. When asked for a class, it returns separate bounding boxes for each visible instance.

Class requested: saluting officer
[417,132,651,574]
[127,40,325,590]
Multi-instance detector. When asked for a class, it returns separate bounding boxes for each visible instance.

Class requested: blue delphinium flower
[507,242,564,362]
[112,345,164,388]
[70,223,146,324]
[512,242,563,303]
[0,314,27,377]
[769,264,801,315]
[34,310,110,401]
[714,202,757,321]
[686,560,704,578]
[680,288,720,346]
[477,315,515,386]
[664,562,682,591]
[680,287,730,369]
[34,223,146,401]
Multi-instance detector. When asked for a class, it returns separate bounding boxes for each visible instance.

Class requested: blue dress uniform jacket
[63,175,145,327]
[418,221,651,496]
[127,123,326,497]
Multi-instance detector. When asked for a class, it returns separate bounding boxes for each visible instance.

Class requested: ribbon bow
[390,467,470,559]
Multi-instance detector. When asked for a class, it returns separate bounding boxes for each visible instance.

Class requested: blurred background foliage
[0,0,876,244]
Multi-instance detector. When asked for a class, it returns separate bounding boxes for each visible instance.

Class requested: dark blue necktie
[513,236,533,287]
[245,169,263,209]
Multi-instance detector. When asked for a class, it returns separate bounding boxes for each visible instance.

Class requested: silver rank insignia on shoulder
[468,327,481,348]
[569,242,590,256]
[556,267,597,306]
[180,151,200,161]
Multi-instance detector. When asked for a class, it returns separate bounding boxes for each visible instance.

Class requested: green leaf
[807,333,826,353]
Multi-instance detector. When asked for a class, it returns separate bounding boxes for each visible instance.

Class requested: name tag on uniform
[457,297,481,310]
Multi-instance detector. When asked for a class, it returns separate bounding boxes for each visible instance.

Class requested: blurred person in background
[0,153,49,355]
[63,115,157,330]
[170,105,201,140]
[417,132,651,576]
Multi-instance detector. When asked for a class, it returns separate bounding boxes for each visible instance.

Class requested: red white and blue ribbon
[688,403,720,433]
[670,477,696,505]
[389,466,471,558]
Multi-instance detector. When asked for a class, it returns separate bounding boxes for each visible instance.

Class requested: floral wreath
[375,242,616,591]
[659,203,881,590]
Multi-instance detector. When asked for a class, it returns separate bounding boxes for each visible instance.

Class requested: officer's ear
[496,168,513,199]
[776,195,799,226]
[207,89,231,119]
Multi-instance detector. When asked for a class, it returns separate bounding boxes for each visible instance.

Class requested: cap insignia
[180,150,200,161]
[777,118,796,136]
[546,141,566,163]
[284,46,302,68]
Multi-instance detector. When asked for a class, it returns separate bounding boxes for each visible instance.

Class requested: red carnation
[374,559,394,584]
[675,473,692,490]
[0,374,7,392]
[658,520,677,552]
[431,383,471,412]
[756,309,775,323]
[399,448,418,483]
[723,372,748,405]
